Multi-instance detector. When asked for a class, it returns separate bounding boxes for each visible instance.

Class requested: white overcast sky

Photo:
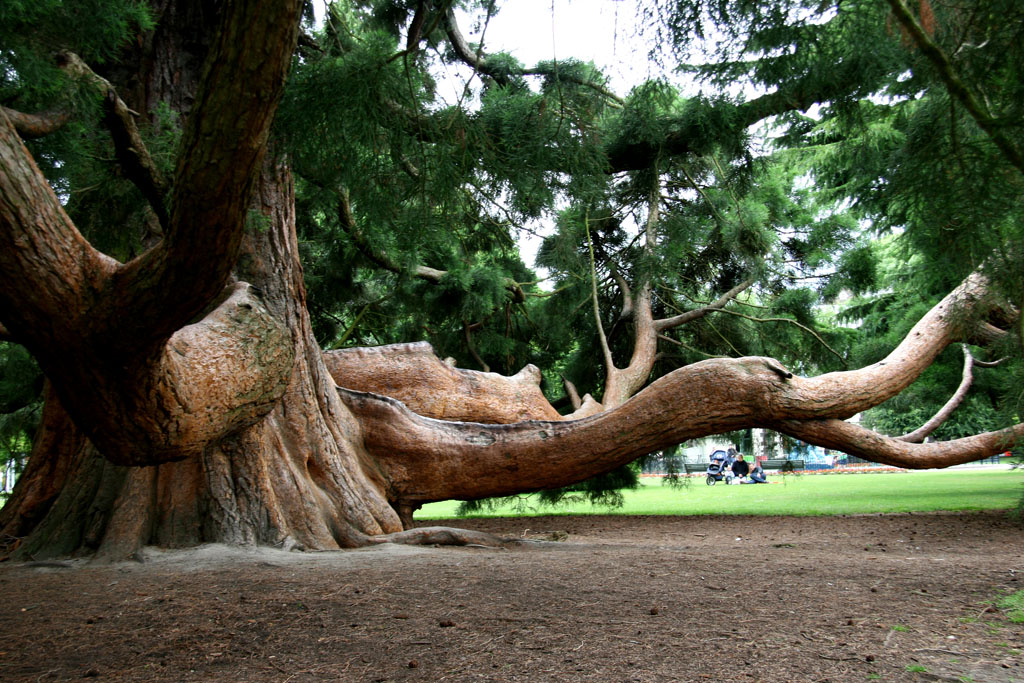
[456,0,664,95]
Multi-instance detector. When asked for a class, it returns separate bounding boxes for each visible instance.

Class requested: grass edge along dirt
[415,469,1024,520]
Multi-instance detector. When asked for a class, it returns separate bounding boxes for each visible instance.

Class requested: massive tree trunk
[1,0,1021,562]
[0,0,398,559]
[1,156,402,560]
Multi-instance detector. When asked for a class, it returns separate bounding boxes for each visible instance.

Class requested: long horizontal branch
[346,347,1020,505]
[347,350,1020,505]
[342,355,781,503]
[337,269,1011,505]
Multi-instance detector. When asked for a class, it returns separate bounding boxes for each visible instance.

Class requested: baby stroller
[705,449,732,486]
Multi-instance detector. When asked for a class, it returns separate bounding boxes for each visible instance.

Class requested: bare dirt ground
[1,511,1022,682]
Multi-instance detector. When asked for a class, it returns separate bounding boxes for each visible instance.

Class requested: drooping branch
[898,344,975,443]
[3,51,169,228]
[336,188,445,283]
[773,417,1020,470]
[463,322,490,372]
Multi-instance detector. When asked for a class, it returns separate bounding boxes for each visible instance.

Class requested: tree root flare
[368,526,528,548]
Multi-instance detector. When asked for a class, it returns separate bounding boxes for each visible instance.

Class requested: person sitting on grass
[726,453,750,484]
[748,461,768,484]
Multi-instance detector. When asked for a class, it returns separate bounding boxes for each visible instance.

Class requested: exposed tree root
[368,526,524,548]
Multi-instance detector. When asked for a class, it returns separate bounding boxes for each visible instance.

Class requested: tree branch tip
[764,360,793,380]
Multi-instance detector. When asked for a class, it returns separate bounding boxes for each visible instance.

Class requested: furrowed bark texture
[0,0,303,466]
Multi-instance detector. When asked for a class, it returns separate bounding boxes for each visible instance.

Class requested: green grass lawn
[414,468,1024,520]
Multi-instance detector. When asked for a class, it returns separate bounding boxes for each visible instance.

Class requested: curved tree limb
[584,210,616,385]
[336,187,445,283]
[654,278,755,331]
[463,321,490,372]
[333,269,1010,507]
[773,417,1019,470]
[897,344,975,443]
[773,270,994,420]
[343,345,1019,507]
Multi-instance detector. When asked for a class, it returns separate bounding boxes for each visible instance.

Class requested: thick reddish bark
[0,0,400,559]
[0,0,302,466]
[324,343,561,423]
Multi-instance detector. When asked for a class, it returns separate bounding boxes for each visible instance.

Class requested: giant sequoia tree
[1,0,1022,559]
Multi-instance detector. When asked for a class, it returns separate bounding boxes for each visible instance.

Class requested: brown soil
[1,512,1022,682]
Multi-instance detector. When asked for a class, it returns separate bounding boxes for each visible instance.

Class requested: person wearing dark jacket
[748,462,768,483]
[732,454,750,476]
[726,454,750,483]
